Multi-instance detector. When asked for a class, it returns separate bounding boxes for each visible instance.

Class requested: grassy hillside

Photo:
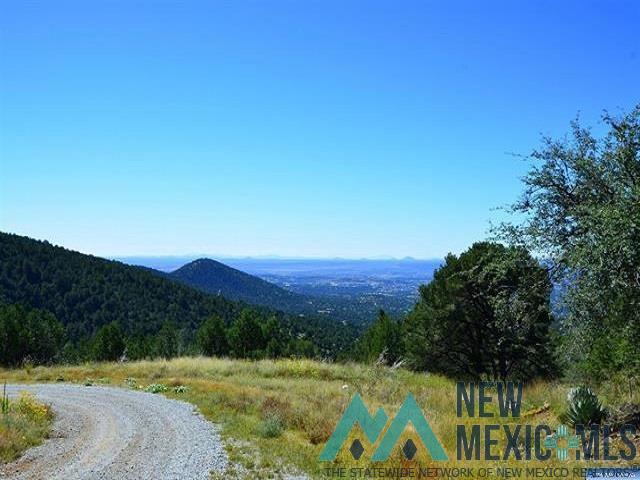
[2,358,636,478]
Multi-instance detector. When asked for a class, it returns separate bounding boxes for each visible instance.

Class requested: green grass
[0,389,54,463]
[1,357,637,477]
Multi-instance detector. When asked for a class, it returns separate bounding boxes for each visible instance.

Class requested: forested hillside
[0,232,238,339]
[167,258,312,313]
[0,232,357,364]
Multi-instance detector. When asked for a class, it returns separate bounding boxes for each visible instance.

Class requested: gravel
[0,384,228,480]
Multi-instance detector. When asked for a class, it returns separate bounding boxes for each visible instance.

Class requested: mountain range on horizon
[116,254,442,275]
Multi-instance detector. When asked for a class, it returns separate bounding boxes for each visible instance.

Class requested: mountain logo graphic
[319,393,448,462]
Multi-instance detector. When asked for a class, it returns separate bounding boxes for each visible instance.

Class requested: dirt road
[0,384,227,480]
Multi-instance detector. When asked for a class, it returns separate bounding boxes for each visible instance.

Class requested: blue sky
[1,0,638,258]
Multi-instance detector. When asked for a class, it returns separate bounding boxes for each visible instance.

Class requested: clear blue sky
[1,1,638,258]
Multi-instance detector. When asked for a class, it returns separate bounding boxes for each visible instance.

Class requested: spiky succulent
[563,386,607,427]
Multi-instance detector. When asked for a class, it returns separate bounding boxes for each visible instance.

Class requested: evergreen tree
[357,310,403,364]
[227,309,265,358]
[0,303,65,366]
[92,321,125,361]
[196,315,229,356]
[24,307,65,364]
[403,242,554,380]
[262,316,284,358]
[0,303,23,366]
[287,338,317,358]
[154,320,179,359]
[125,334,154,360]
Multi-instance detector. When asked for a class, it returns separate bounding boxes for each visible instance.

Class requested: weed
[15,392,53,422]
[124,377,137,388]
[145,383,168,393]
[0,391,53,463]
[1,382,8,415]
[258,413,285,438]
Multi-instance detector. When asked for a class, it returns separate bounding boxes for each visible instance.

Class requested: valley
[119,256,442,326]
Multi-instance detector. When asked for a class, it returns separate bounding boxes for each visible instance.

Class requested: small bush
[145,383,168,393]
[173,385,189,394]
[258,413,284,438]
[124,377,137,388]
[562,386,607,427]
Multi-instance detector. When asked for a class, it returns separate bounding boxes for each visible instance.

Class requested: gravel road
[0,384,228,480]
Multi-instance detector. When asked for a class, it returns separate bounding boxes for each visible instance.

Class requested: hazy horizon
[115,253,442,261]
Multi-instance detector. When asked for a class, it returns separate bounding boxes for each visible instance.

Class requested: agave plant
[563,386,607,427]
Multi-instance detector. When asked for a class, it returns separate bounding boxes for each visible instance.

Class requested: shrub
[562,386,607,427]
[258,413,284,438]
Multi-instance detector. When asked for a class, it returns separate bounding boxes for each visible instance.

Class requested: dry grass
[1,357,637,477]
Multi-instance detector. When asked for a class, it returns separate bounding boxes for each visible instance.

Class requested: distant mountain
[0,232,357,354]
[127,256,442,326]
[168,258,311,312]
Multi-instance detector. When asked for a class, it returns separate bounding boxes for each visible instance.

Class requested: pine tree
[227,309,266,358]
[92,321,125,361]
[196,315,229,356]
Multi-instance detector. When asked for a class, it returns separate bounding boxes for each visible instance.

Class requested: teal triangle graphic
[371,394,448,461]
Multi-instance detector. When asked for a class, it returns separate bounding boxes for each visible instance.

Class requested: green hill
[168,258,313,313]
